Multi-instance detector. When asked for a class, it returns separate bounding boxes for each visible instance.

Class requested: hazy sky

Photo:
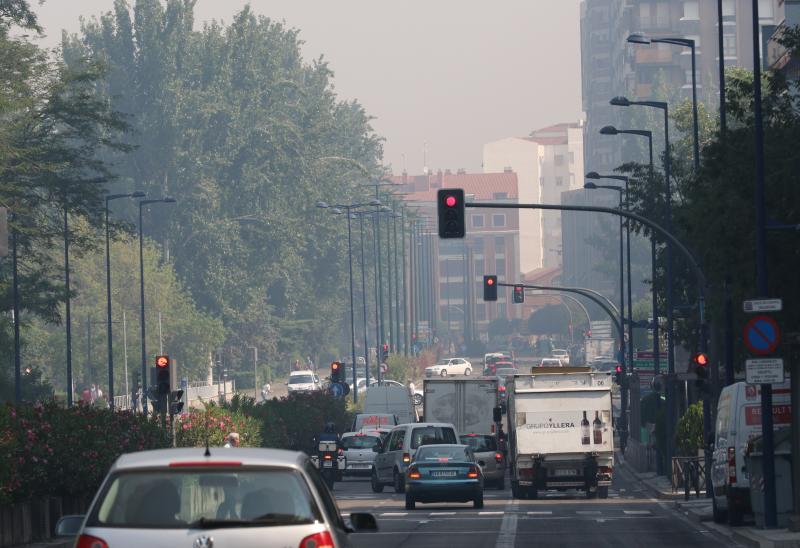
[32,1,583,174]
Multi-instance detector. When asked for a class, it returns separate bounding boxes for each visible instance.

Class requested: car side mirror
[349,512,379,532]
[55,515,85,537]
[493,407,502,423]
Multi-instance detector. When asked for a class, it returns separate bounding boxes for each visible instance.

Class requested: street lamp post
[356,213,371,385]
[610,96,678,465]
[138,197,176,417]
[627,34,699,173]
[105,191,145,410]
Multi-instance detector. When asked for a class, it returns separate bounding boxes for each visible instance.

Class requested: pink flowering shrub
[174,404,261,448]
[0,402,169,504]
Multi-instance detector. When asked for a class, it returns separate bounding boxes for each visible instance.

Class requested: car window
[289,374,313,384]
[87,468,321,528]
[415,445,471,462]
[410,426,457,449]
[304,462,345,530]
[342,435,381,450]
[460,434,498,452]
[389,430,405,451]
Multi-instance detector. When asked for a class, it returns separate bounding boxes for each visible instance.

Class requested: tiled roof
[391,172,519,202]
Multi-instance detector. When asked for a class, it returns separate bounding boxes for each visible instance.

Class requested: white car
[287,370,322,394]
[538,358,563,367]
[551,349,570,365]
[54,448,377,547]
[425,358,473,377]
[341,432,382,476]
[369,379,423,406]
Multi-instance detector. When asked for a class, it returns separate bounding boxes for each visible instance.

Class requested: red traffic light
[693,352,709,366]
[487,278,495,286]
[615,365,622,374]
[156,355,170,368]
[331,362,340,370]
[444,195,457,207]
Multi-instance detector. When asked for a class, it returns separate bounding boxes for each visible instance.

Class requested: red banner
[744,404,792,426]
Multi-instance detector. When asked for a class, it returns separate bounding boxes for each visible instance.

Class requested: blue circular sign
[329,382,344,397]
[743,315,781,356]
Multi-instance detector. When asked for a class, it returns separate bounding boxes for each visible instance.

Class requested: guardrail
[671,456,705,500]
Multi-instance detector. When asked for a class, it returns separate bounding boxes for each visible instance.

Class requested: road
[333,462,734,548]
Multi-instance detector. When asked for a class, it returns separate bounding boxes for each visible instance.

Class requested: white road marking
[479,511,504,515]
[380,512,408,517]
[495,504,518,548]
[527,511,553,515]
[623,510,653,515]
[576,511,601,515]
[429,512,456,516]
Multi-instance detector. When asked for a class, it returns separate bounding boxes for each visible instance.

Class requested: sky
[31,0,583,174]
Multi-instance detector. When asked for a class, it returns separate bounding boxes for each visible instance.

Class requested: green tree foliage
[62,1,385,376]
[674,401,704,456]
[527,305,570,336]
[19,231,225,395]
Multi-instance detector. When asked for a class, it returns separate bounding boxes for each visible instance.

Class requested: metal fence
[671,456,706,500]
[110,380,236,412]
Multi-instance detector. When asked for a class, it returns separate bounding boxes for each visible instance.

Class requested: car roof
[289,370,315,375]
[393,422,455,430]
[111,447,307,472]
[342,431,381,438]
[415,443,467,449]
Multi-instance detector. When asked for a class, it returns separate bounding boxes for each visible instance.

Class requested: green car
[404,445,484,510]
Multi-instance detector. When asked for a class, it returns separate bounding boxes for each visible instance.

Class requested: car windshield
[86,468,320,529]
[289,374,313,384]
[415,445,471,462]
[342,435,381,450]
[410,426,457,449]
[594,361,618,373]
[460,435,498,452]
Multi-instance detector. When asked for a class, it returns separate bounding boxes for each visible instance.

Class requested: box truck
[422,378,500,435]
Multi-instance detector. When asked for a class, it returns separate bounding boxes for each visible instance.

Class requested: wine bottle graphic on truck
[581,411,590,445]
[593,411,603,444]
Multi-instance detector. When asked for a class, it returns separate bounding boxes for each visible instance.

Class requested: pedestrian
[81,387,92,404]
[90,384,97,403]
[224,432,240,448]
[131,385,139,413]
[261,383,270,401]
[293,359,301,371]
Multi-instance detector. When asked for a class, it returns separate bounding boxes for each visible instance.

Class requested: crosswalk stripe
[527,511,553,515]
[430,512,456,516]
[576,511,601,515]
[479,511,504,515]
[623,510,652,515]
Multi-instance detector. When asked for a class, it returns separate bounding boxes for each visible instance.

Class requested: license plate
[431,470,457,477]
[323,461,333,468]
[553,469,576,477]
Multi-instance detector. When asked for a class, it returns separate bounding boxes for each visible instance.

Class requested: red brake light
[299,531,334,548]
[407,465,421,479]
[615,365,622,373]
[467,465,479,479]
[402,453,411,463]
[169,461,242,468]
[728,447,737,484]
[323,453,333,460]
[495,452,503,463]
[437,457,450,462]
[467,433,477,437]
[76,535,108,548]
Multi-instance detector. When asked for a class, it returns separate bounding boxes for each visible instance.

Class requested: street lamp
[105,191,145,410]
[138,197,176,417]
[626,33,699,173]
[610,95,678,466]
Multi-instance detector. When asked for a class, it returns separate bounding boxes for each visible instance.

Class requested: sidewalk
[620,457,800,548]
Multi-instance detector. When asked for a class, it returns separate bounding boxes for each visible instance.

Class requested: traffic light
[437,188,465,238]
[692,352,709,389]
[169,389,184,415]
[513,285,525,304]
[382,343,389,362]
[155,355,170,395]
[614,365,623,386]
[483,275,497,301]
[331,361,342,384]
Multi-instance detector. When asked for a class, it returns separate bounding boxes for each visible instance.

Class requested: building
[392,171,522,341]
[767,1,800,79]
[483,122,585,272]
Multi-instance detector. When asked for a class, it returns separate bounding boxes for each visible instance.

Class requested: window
[722,0,735,18]
[389,431,405,451]
[494,236,505,254]
[656,2,670,27]
[472,215,484,228]
[682,1,699,21]
[569,151,575,164]
[723,34,737,58]
[492,192,508,199]
[758,0,773,19]
[492,214,506,227]
[410,426,457,449]
[554,154,565,166]
[556,176,564,186]
[476,303,486,321]
[495,258,506,276]
[498,304,506,318]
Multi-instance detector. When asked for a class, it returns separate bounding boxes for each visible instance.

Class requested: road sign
[743,315,781,356]
[329,382,345,397]
[743,298,783,313]
[746,358,785,385]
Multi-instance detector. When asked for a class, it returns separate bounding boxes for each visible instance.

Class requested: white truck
[363,384,416,425]
[422,378,500,435]
[507,367,614,499]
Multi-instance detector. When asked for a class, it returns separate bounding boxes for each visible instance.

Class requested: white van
[711,381,791,525]
[363,384,416,425]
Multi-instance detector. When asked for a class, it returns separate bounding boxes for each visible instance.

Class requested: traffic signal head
[483,275,498,301]
[331,361,342,384]
[437,189,465,238]
[169,389,184,415]
[614,364,623,386]
[155,355,170,395]
[513,285,525,304]
[692,352,709,384]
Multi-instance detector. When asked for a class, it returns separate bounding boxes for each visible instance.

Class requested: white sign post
[745,358,785,385]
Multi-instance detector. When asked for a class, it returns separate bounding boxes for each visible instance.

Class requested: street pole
[616,193,628,441]
[625,184,634,389]
[393,211,402,355]
[751,0,776,528]
[138,203,147,416]
[105,200,114,409]
[358,214,371,385]
[346,211,358,403]
[386,206,395,354]
[401,210,409,355]
[372,212,382,382]
[252,346,258,402]
[12,221,21,402]
[689,41,700,172]
[64,203,74,406]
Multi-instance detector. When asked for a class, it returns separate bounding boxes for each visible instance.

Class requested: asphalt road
[333,462,736,548]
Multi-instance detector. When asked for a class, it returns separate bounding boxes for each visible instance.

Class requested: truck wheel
[511,482,521,499]
[371,469,384,493]
[393,469,405,493]
[598,486,609,499]
[405,495,416,510]
[712,496,727,523]
[727,496,743,526]
[585,488,597,499]
[440,369,448,377]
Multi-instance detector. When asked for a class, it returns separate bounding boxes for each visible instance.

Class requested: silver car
[55,447,377,548]
[341,432,381,476]
[460,434,507,490]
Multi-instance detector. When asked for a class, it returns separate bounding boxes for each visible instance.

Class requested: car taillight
[408,465,421,479]
[495,452,503,463]
[728,447,737,484]
[402,453,411,463]
[467,465,479,479]
[299,531,334,548]
[76,535,108,548]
